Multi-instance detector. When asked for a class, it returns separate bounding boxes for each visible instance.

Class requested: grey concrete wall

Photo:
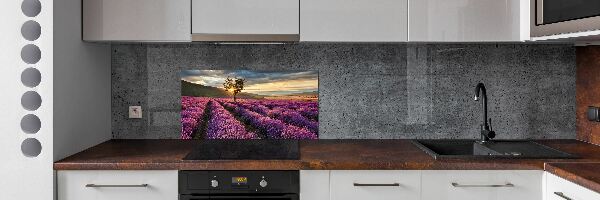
[112,43,576,139]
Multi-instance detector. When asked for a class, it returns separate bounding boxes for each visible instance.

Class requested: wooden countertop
[54,139,600,193]
[545,162,600,194]
[54,139,600,170]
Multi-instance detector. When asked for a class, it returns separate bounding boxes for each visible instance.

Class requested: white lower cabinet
[301,170,331,200]
[57,170,178,200]
[421,170,543,200]
[545,172,600,200]
[300,170,545,200]
[330,170,421,200]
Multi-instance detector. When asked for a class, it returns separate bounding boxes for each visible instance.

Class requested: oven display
[232,177,248,185]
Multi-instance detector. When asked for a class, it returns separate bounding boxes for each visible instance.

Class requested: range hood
[191,0,300,42]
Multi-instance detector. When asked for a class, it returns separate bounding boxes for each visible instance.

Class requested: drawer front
[546,172,600,200]
[330,170,420,200]
[57,170,178,200]
[421,170,543,200]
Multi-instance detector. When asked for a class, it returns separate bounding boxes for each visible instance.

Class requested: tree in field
[223,77,245,102]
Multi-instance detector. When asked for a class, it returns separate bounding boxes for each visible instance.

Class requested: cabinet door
[301,0,408,42]
[545,172,600,200]
[300,170,330,200]
[82,0,191,41]
[330,170,420,200]
[421,170,542,200]
[57,170,178,200]
[192,0,299,36]
[409,0,529,42]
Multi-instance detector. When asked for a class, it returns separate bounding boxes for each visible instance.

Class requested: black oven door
[180,194,299,200]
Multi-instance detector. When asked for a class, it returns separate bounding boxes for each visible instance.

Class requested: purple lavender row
[297,107,318,121]
[222,102,317,139]
[206,100,257,139]
[180,96,210,139]
[238,103,318,134]
[260,100,317,109]
[268,108,318,134]
[241,99,318,120]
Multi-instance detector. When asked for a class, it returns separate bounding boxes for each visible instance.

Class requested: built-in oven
[179,171,299,200]
[532,0,600,37]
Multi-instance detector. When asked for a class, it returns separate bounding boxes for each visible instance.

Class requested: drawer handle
[353,183,400,187]
[85,184,149,188]
[554,192,573,200]
[451,182,514,188]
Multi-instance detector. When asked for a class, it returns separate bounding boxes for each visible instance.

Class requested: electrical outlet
[129,106,142,119]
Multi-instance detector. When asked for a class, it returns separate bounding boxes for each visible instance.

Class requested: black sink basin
[412,140,577,160]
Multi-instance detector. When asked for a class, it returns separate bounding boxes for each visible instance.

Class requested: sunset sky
[181,70,318,96]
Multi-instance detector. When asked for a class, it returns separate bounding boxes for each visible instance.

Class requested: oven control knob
[211,180,219,188]
[259,179,268,188]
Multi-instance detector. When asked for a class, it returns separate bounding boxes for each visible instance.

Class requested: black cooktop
[183,140,300,160]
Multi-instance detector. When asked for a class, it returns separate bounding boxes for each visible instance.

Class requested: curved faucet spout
[474,83,487,127]
[474,83,494,142]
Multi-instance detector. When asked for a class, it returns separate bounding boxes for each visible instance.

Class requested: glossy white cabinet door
[421,170,543,200]
[82,0,191,42]
[192,0,299,35]
[57,170,178,200]
[301,0,408,42]
[545,172,600,200]
[409,0,529,42]
[300,170,330,200]
[330,170,420,200]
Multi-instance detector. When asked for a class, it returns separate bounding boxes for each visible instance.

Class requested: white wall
[0,0,54,199]
[53,0,112,161]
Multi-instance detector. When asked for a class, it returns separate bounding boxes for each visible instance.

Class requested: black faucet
[474,83,495,142]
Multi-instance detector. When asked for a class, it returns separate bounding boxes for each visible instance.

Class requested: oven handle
[180,194,298,200]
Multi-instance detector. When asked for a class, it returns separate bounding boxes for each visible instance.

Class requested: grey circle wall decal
[21,91,42,111]
[21,20,41,41]
[21,0,41,17]
[21,44,41,64]
[21,68,41,88]
[20,114,41,134]
[21,138,42,157]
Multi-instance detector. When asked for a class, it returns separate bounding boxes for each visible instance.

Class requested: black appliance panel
[180,194,298,200]
[540,0,600,25]
[183,140,300,160]
[179,171,299,195]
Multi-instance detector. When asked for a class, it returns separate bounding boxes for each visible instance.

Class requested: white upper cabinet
[300,0,408,42]
[409,0,530,42]
[191,0,300,41]
[83,0,191,42]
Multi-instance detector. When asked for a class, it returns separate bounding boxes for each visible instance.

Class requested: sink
[412,140,577,160]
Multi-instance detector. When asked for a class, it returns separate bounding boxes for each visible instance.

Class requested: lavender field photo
[181,70,318,140]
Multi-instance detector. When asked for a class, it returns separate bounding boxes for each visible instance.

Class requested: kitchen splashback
[112,43,576,139]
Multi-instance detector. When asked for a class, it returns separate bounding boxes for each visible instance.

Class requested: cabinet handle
[353,183,400,187]
[451,182,514,187]
[553,192,573,200]
[85,184,149,188]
